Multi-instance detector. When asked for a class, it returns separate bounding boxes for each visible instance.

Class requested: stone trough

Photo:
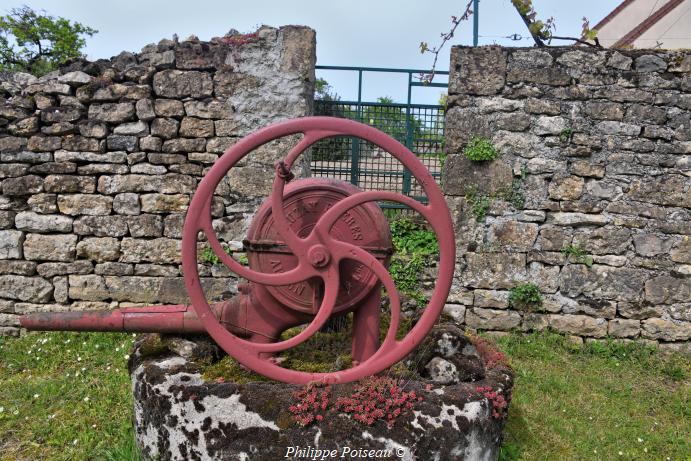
[129,325,514,460]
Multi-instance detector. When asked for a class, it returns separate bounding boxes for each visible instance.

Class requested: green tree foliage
[0,5,97,75]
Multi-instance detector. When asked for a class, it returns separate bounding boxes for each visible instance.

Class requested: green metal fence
[312,66,448,208]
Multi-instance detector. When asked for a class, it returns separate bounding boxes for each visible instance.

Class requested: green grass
[0,331,140,461]
[495,331,690,461]
[0,330,688,460]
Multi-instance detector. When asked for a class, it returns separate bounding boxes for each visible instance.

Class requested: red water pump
[20,117,456,384]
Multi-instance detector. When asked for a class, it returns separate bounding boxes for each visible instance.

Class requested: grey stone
[130,163,167,174]
[473,290,509,309]
[15,212,72,233]
[635,55,667,72]
[150,118,179,139]
[114,121,149,136]
[27,135,62,151]
[58,71,93,86]
[0,230,24,259]
[632,233,674,256]
[548,174,584,200]
[113,193,141,215]
[98,174,196,194]
[450,46,507,95]
[2,175,43,196]
[95,262,134,275]
[573,227,631,255]
[607,52,632,70]
[608,319,640,338]
[30,161,77,175]
[0,275,52,302]
[119,238,181,264]
[425,357,458,385]
[23,234,77,261]
[107,135,138,152]
[671,238,691,264]
[185,99,232,118]
[153,99,185,117]
[135,99,156,121]
[140,136,163,152]
[78,121,109,138]
[27,194,57,214]
[140,194,189,213]
[57,194,113,216]
[41,121,76,136]
[0,163,30,178]
[76,237,121,262]
[533,116,567,136]
[44,175,95,193]
[127,215,164,237]
[152,70,213,98]
[134,264,179,276]
[465,308,521,330]
[180,117,214,137]
[40,107,82,123]
[486,221,538,252]
[548,314,607,338]
[54,150,127,163]
[162,138,206,153]
[88,103,135,123]
[68,274,109,301]
[641,318,690,341]
[560,265,648,301]
[36,260,92,278]
[73,216,129,237]
[645,276,690,304]
[61,135,100,152]
[53,275,68,303]
[584,101,624,120]
[442,155,513,196]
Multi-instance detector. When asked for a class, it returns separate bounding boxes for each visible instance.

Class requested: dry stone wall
[0,26,315,336]
[443,46,690,351]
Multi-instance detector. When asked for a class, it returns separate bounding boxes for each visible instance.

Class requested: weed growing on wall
[508,283,543,311]
[560,244,593,267]
[388,217,439,307]
[463,137,500,162]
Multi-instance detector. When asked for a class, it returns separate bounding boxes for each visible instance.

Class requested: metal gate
[311,66,448,208]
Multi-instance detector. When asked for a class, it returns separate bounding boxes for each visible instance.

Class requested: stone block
[462,253,526,290]
[76,237,121,262]
[0,230,24,259]
[449,46,507,95]
[44,175,96,193]
[548,314,607,338]
[153,70,213,98]
[88,103,135,123]
[2,175,43,196]
[120,238,180,264]
[442,155,513,197]
[473,290,509,309]
[645,276,690,304]
[486,220,538,252]
[140,194,190,213]
[15,212,72,233]
[0,275,52,302]
[560,265,648,302]
[127,215,164,238]
[57,194,113,216]
[23,233,77,261]
[36,260,92,278]
[608,319,640,338]
[73,216,129,237]
[465,308,521,330]
[641,318,690,341]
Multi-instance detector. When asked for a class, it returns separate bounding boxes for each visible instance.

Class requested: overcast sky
[10,0,620,104]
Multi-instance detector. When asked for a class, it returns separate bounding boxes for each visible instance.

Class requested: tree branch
[419,0,474,84]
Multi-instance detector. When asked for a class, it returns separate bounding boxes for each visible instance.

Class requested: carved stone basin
[129,325,514,460]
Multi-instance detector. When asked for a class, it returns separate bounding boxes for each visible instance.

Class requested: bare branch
[418,0,474,84]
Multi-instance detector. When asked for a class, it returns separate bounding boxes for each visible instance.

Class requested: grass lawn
[0,330,688,460]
